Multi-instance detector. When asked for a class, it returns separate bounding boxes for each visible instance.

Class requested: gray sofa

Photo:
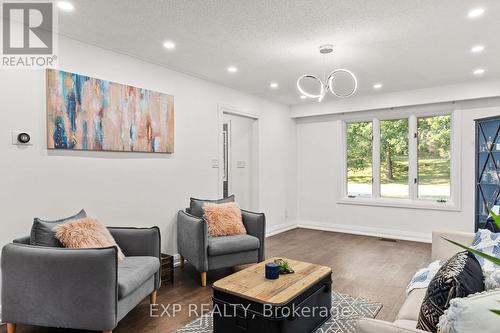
[1,227,161,333]
[356,230,476,333]
[177,208,265,286]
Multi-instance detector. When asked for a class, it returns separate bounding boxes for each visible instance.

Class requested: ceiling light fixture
[296,44,358,102]
[227,66,238,73]
[163,41,176,50]
[57,1,74,12]
[270,82,279,89]
[473,68,485,76]
[373,83,383,89]
[468,7,485,19]
[471,45,485,53]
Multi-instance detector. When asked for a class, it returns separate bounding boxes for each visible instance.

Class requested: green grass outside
[348,157,450,185]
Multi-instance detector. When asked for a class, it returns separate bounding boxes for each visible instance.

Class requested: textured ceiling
[58,0,500,105]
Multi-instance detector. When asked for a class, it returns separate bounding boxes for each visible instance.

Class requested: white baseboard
[266,221,298,237]
[296,220,432,243]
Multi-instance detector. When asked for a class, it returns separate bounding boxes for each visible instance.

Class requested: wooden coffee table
[212,258,332,333]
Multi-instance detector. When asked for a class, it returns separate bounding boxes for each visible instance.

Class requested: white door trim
[217,104,260,204]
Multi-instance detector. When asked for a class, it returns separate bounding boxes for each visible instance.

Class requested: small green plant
[444,205,500,316]
[274,259,294,274]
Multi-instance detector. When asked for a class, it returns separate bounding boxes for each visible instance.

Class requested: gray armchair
[1,227,161,333]
[177,208,265,286]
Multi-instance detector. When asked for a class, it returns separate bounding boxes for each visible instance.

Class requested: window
[343,113,455,208]
[380,119,409,198]
[417,115,451,200]
[347,121,373,197]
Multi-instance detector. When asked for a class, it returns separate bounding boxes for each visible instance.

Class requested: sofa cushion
[30,209,87,247]
[397,288,427,321]
[208,234,260,256]
[190,195,235,217]
[393,320,418,330]
[118,256,160,298]
[417,251,484,332]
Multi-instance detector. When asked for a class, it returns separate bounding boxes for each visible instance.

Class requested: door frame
[217,104,260,207]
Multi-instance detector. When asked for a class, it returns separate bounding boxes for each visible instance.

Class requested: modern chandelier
[296,44,358,102]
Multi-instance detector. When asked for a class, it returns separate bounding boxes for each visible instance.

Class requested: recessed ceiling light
[270,82,279,89]
[163,41,176,50]
[468,7,485,19]
[300,95,307,100]
[373,83,383,89]
[471,45,485,53]
[227,66,238,73]
[57,1,74,12]
[473,68,485,76]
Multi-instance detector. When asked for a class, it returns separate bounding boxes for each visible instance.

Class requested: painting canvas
[46,69,174,153]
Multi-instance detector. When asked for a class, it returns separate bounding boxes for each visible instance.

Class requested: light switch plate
[237,160,247,168]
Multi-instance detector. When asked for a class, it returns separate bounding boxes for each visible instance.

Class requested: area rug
[174,291,383,333]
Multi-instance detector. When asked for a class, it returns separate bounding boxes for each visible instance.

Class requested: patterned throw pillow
[417,251,484,332]
[407,260,443,295]
[472,229,500,290]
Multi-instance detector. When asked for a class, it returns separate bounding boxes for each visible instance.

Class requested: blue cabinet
[476,116,500,231]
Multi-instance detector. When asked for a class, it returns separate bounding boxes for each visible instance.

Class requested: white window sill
[338,197,461,211]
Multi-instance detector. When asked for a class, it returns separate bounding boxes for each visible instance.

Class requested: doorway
[219,108,259,211]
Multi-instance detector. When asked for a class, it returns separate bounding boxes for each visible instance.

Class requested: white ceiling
[58,0,500,105]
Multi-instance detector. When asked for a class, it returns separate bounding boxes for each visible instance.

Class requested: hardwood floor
[1,228,430,333]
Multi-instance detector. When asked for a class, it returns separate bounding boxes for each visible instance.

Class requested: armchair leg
[201,271,207,287]
[150,290,158,304]
[7,323,16,333]
[180,255,185,269]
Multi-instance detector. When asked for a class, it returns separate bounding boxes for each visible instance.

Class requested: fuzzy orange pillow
[55,217,125,260]
[203,202,247,237]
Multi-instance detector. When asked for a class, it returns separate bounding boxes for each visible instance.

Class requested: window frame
[339,107,461,211]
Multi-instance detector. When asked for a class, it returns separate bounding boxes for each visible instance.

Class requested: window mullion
[372,118,381,199]
[409,115,418,200]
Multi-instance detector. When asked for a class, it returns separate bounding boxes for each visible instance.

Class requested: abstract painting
[46,69,174,153]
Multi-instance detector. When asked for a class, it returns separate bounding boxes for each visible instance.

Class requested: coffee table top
[212,258,332,306]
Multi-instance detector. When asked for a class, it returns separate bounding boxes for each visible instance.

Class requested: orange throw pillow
[55,217,125,260]
[203,202,247,237]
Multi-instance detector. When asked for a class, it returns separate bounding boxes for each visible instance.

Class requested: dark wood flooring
[1,228,431,333]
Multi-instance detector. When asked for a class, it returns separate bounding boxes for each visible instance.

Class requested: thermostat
[12,131,33,145]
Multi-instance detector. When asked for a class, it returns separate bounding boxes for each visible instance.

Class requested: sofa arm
[431,230,475,262]
[241,210,266,261]
[356,319,427,333]
[108,226,161,289]
[177,210,208,272]
[1,243,118,331]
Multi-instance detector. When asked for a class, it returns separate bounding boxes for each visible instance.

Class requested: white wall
[0,36,297,253]
[293,97,500,241]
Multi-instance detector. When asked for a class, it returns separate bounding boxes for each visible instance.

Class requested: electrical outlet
[211,159,219,168]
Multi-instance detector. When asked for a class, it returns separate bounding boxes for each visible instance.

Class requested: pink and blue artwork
[46,69,174,153]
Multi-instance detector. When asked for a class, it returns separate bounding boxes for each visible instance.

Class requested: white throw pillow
[437,289,500,333]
